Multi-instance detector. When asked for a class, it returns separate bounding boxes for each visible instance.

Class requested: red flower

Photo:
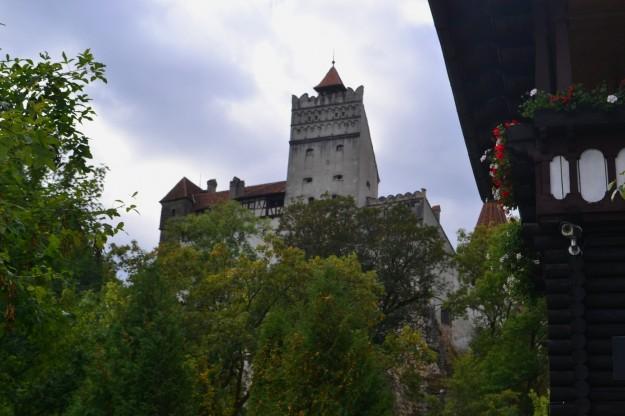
[502,190,510,198]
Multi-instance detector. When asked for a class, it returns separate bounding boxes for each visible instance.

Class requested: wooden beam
[533,0,553,90]
[551,0,573,90]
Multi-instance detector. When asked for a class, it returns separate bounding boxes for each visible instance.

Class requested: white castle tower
[285,64,379,207]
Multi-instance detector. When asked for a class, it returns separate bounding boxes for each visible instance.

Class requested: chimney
[206,179,217,193]
[432,205,441,222]
[229,176,245,198]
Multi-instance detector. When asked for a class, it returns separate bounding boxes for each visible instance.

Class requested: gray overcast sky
[2,0,483,249]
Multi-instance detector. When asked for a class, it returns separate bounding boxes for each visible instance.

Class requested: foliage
[248,255,393,416]
[519,81,625,119]
[0,50,130,415]
[68,265,195,416]
[279,196,450,337]
[442,222,547,416]
[158,205,287,415]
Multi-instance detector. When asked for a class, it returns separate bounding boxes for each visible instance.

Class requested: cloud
[3,0,482,250]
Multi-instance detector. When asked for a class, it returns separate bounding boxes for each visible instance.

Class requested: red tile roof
[476,201,507,228]
[314,66,347,93]
[161,178,286,211]
[160,177,204,202]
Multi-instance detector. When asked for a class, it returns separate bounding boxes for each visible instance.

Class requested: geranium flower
[530,88,538,97]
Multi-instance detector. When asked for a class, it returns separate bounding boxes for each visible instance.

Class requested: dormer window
[333,174,343,181]
[336,144,344,152]
[303,177,313,183]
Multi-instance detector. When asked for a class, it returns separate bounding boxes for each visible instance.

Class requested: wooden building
[429,0,625,414]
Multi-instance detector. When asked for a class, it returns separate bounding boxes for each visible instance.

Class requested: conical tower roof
[314,65,347,94]
[475,201,507,228]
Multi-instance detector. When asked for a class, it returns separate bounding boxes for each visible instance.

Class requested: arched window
[549,155,570,200]
[577,149,608,203]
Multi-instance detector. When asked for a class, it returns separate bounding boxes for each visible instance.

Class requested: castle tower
[285,64,379,207]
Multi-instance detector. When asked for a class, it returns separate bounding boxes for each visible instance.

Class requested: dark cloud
[2,1,484,247]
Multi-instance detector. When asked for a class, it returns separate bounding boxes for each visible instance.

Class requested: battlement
[291,85,364,109]
[366,190,427,207]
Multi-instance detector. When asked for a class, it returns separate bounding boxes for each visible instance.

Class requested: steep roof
[161,178,287,211]
[314,65,347,94]
[160,177,204,202]
[475,201,507,228]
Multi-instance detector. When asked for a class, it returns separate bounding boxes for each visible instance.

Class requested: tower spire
[314,60,347,94]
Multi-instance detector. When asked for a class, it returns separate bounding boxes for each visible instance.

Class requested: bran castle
[159,64,471,350]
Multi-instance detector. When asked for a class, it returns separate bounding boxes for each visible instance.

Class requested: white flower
[533,259,540,265]
[607,95,618,104]
[530,88,538,97]
[499,254,508,263]
[480,154,487,163]
[516,253,522,260]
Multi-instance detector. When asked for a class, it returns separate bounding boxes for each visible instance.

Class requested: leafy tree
[158,204,287,415]
[248,255,393,416]
[278,196,450,337]
[0,50,129,415]
[442,222,547,416]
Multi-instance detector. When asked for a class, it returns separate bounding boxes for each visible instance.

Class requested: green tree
[278,196,449,337]
[442,222,547,416]
[248,255,393,416]
[0,50,128,415]
[158,203,285,415]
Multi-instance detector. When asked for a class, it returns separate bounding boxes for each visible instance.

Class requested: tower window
[306,148,314,156]
[336,144,344,152]
[333,174,343,181]
[303,177,313,183]
[366,180,371,189]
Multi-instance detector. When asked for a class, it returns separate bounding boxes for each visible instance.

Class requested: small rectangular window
[306,148,314,156]
[303,177,313,183]
[333,174,343,181]
[336,144,344,152]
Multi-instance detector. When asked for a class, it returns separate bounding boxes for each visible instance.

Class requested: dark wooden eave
[428,0,535,200]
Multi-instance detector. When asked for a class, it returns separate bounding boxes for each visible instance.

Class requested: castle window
[333,174,343,181]
[306,148,314,156]
[171,208,176,216]
[303,177,313,183]
[308,197,315,203]
[366,180,371,189]
[336,144,344,152]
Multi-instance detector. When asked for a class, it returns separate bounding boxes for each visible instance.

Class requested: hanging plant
[519,80,625,119]
[481,121,520,210]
